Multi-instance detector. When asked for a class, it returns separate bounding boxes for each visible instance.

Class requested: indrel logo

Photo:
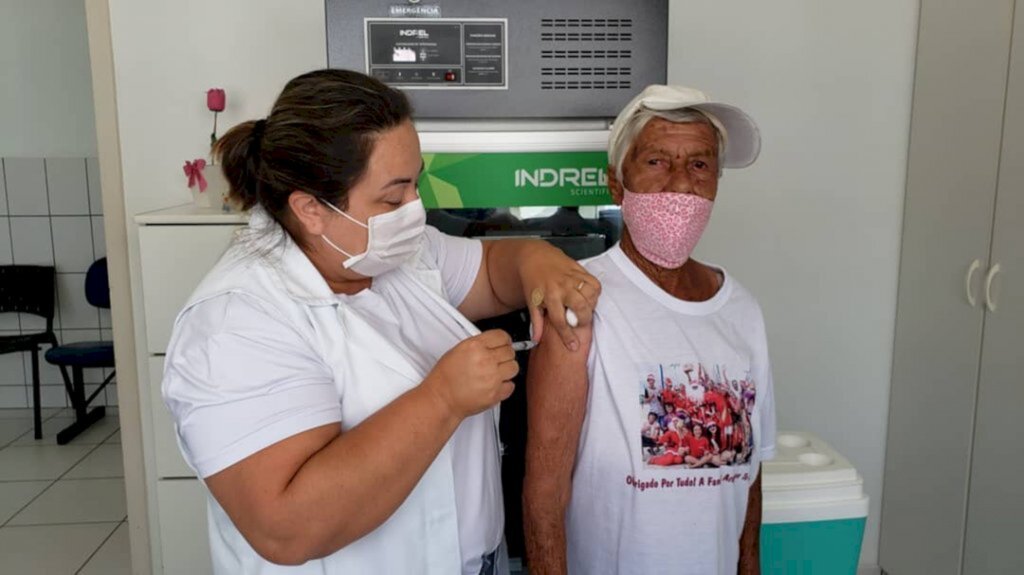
[515,167,608,188]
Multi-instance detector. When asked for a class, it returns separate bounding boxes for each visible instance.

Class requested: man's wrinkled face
[612,118,720,203]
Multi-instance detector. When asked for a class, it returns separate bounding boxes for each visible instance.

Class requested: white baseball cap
[608,84,761,169]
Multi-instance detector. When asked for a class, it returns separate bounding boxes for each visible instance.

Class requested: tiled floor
[0,407,129,574]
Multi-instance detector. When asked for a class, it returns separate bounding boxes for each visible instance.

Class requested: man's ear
[288,191,331,236]
[607,167,624,206]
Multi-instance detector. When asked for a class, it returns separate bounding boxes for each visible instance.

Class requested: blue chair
[45,258,116,445]
[0,265,59,439]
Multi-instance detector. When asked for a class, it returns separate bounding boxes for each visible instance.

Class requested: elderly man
[523,85,776,575]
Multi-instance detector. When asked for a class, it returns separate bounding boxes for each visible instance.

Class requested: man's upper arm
[522,322,592,574]
[524,323,592,496]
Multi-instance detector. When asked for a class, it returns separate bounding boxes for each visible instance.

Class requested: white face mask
[320,197,427,277]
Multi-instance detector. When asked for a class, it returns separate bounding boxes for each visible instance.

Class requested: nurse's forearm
[287,383,463,558]
[205,382,462,565]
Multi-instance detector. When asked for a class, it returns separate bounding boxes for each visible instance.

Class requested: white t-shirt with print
[567,245,777,575]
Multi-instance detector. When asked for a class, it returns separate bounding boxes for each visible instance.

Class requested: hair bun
[249,119,267,159]
[213,119,264,209]
[251,119,267,141]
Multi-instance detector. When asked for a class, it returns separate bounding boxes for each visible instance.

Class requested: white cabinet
[880,1,1024,573]
[157,479,214,575]
[149,357,191,478]
[139,222,243,354]
[135,205,246,575]
[960,3,1024,573]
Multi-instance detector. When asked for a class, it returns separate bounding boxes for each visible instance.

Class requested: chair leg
[57,365,75,404]
[56,366,105,445]
[30,348,42,440]
[86,370,116,405]
[72,367,87,420]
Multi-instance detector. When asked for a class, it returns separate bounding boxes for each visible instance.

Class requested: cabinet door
[962,4,1024,573]
[149,356,194,478]
[157,479,213,575]
[138,224,242,354]
[879,1,1015,573]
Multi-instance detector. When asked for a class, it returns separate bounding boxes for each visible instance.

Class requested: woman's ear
[288,191,330,236]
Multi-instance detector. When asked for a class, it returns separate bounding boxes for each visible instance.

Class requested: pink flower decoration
[206,89,226,112]
[207,88,227,146]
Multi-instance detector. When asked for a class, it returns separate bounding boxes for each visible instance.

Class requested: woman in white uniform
[162,69,600,575]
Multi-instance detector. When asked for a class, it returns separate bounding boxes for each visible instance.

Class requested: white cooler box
[760,431,869,575]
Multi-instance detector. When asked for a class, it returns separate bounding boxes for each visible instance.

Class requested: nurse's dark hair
[213,68,412,221]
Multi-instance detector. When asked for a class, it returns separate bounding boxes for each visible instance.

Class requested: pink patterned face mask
[621,189,714,269]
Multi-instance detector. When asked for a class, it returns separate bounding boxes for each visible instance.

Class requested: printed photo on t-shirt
[639,363,756,468]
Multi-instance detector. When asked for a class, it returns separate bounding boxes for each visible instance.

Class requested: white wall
[108,0,328,217]
[670,0,918,567]
[0,0,96,158]
[0,0,105,408]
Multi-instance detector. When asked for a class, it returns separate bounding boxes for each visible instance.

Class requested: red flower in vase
[207,88,226,146]
[207,89,226,112]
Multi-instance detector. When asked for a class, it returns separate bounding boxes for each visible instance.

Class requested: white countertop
[135,203,249,225]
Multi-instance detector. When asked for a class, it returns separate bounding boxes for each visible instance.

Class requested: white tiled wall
[0,157,112,409]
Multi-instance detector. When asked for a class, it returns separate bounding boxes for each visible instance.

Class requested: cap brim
[690,103,761,169]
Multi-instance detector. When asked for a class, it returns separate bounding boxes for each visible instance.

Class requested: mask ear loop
[320,199,368,229]
[318,199,367,259]
[320,233,357,259]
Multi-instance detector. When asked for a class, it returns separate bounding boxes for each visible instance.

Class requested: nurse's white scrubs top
[162,208,504,574]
